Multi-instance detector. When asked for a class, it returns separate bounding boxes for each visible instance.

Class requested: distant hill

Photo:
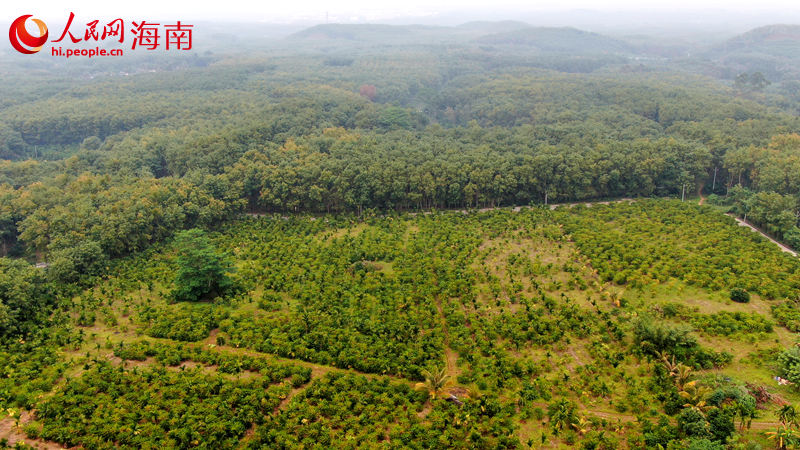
[455,20,531,33]
[714,24,800,54]
[288,23,638,58]
[475,27,636,55]
[706,24,800,81]
[288,23,478,46]
[289,24,422,42]
[290,21,532,43]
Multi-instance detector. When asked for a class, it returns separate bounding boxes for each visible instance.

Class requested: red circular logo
[9,15,49,54]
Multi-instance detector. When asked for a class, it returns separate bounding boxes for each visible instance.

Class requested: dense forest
[3,16,800,449]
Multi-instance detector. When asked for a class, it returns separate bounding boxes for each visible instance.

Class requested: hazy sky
[2,0,800,23]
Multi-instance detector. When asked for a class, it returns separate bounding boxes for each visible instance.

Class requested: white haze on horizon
[1,0,800,24]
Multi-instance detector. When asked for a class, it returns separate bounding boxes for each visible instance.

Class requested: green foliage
[2,201,799,447]
[547,398,578,434]
[725,135,800,239]
[779,405,798,427]
[18,176,233,256]
[786,227,800,250]
[0,258,49,336]
[747,192,797,239]
[678,408,711,439]
[257,290,284,311]
[171,229,236,303]
[683,438,726,450]
[730,288,751,303]
[734,72,771,92]
[734,394,757,430]
[655,303,773,338]
[47,240,107,284]
[253,372,518,448]
[215,215,449,379]
[772,301,800,332]
[777,346,800,384]
[633,318,732,368]
[707,385,752,408]
[113,340,311,381]
[706,407,736,442]
[520,379,553,405]
[689,311,772,337]
[0,333,72,409]
[642,415,680,448]
[36,362,293,448]
[142,303,229,342]
[561,200,800,299]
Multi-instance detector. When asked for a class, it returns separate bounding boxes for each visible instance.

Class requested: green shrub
[634,318,732,368]
[678,408,711,439]
[777,346,800,384]
[772,301,800,332]
[706,407,735,442]
[730,288,750,303]
[690,311,772,337]
[684,438,725,450]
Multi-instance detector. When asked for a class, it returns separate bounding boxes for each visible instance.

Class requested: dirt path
[749,421,782,431]
[432,296,461,380]
[245,199,637,219]
[274,385,307,414]
[0,412,68,449]
[528,400,636,423]
[728,214,798,257]
[444,347,459,379]
[102,334,346,383]
[581,408,635,423]
[568,348,584,367]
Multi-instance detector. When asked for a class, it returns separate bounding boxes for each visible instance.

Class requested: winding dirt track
[728,214,798,257]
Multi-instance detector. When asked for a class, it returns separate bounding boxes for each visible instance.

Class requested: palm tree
[658,352,678,375]
[571,416,590,435]
[547,398,578,435]
[736,400,754,431]
[779,405,798,428]
[602,288,625,307]
[673,363,693,391]
[679,380,712,415]
[415,367,450,400]
[657,352,693,390]
[767,425,799,450]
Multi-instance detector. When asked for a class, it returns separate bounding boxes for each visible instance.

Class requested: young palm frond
[658,351,678,376]
[767,425,799,450]
[673,363,693,391]
[415,366,451,400]
[679,380,712,415]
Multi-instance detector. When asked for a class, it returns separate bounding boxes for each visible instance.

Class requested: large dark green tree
[170,229,236,302]
[0,258,48,336]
